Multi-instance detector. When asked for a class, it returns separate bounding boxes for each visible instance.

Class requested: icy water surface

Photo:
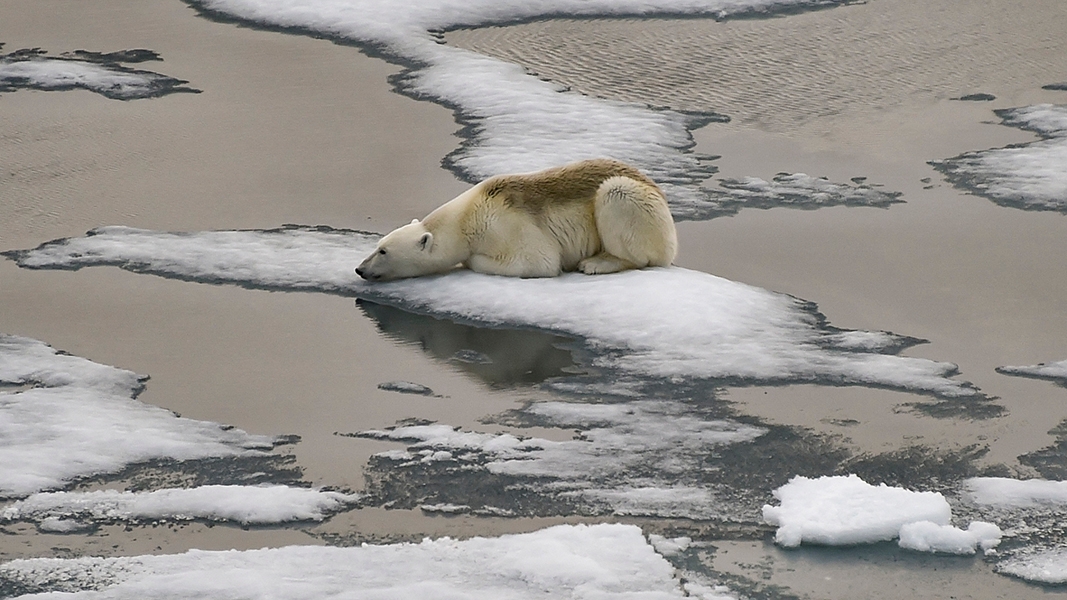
[3,0,1067,598]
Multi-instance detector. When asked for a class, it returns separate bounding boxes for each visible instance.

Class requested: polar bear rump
[356,159,678,281]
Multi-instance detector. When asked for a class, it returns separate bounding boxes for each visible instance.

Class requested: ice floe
[997,547,1067,585]
[965,477,1067,507]
[1,485,357,526]
[997,358,1067,386]
[188,0,874,219]
[361,400,765,518]
[0,46,198,100]
[5,226,979,399]
[762,475,1000,553]
[933,104,1067,212]
[0,523,694,598]
[0,334,278,498]
[716,173,902,210]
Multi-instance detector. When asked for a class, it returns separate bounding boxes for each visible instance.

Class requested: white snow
[1,485,358,525]
[997,547,1067,584]
[937,104,1067,210]
[762,475,952,547]
[998,358,1067,382]
[965,477,1067,507]
[0,58,179,100]
[190,0,854,217]
[0,334,277,498]
[363,400,764,518]
[897,520,1001,555]
[0,523,693,598]
[7,226,979,398]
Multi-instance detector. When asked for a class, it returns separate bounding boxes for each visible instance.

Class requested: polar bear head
[356,219,438,281]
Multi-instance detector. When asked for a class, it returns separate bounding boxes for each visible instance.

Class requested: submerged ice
[0,523,693,598]
[188,0,874,219]
[933,104,1067,212]
[6,226,979,398]
[360,399,766,518]
[0,334,277,497]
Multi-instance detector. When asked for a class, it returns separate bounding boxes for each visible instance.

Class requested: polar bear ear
[410,218,420,224]
[418,232,433,251]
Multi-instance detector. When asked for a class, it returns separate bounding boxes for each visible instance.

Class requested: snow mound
[763,474,969,548]
[5,226,978,398]
[1,485,358,526]
[897,520,1001,555]
[0,523,691,598]
[0,334,277,498]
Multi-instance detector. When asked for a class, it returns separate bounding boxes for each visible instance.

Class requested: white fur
[356,159,678,281]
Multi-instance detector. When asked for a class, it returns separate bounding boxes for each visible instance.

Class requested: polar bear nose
[355,266,365,278]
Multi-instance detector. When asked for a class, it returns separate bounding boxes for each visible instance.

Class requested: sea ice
[189,0,869,219]
[5,226,979,398]
[933,104,1067,212]
[0,48,196,100]
[1,485,358,526]
[762,474,952,547]
[0,334,277,498]
[997,358,1067,385]
[965,477,1067,507]
[897,520,1001,555]
[0,523,694,598]
[361,399,765,518]
[997,547,1067,584]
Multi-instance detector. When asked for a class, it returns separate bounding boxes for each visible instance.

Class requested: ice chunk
[934,104,1067,212]
[1,485,357,525]
[5,226,979,398]
[997,547,1067,584]
[762,474,952,547]
[965,477,1067,507]
[0,334,277,497]
[0,523,691,598]
[897,520,1002,555]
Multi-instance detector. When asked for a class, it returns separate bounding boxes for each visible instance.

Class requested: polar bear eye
[378,249,387,255]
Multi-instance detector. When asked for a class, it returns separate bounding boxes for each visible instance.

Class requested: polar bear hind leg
[580,176,678,275]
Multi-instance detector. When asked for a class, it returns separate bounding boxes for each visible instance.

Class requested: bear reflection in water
[357,299,579,386]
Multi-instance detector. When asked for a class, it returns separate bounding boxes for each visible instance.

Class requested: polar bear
[356,158,677,281]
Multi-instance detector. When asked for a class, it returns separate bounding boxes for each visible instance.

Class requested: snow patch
[5,226,979,398]
[0,523,692,598]
[0,334,277,498]
[997,547,1067,584]
[1,485,357,525]
[934,104,1067,212]
[997,358,1067,384]
[965,477,1067,507]
[0,48,196,100]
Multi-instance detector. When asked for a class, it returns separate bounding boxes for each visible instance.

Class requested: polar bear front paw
[578,253,633,275]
